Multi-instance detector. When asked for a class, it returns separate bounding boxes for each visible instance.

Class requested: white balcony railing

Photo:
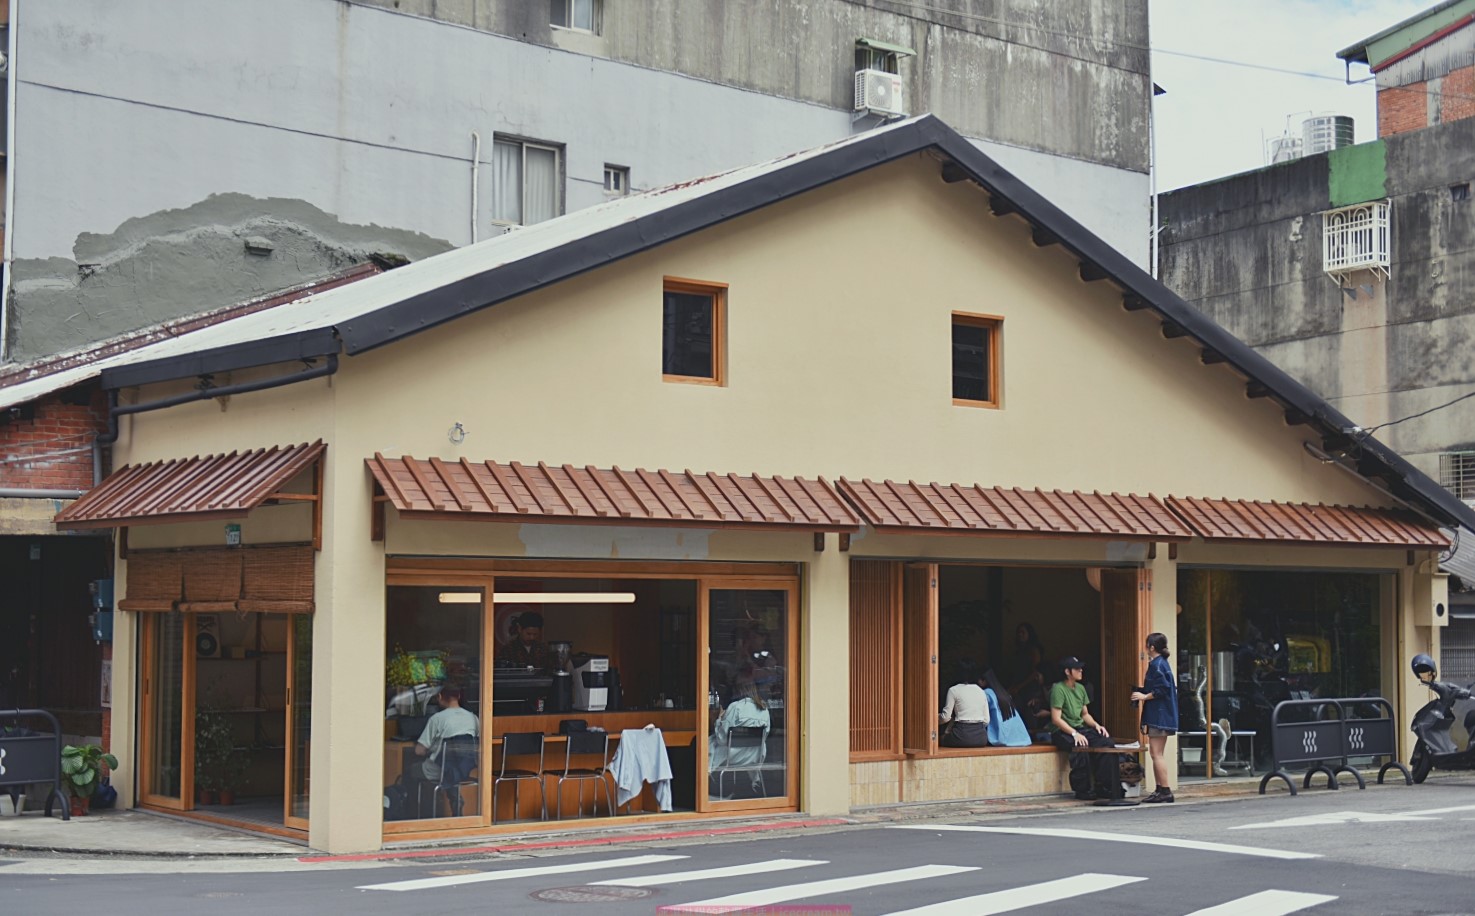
[1323,200,1391,284]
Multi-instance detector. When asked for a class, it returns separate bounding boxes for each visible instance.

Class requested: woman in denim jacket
[1131,632,1177,803]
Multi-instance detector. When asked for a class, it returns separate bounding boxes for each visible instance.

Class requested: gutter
[98,353,337,445]
[0,487,84,499]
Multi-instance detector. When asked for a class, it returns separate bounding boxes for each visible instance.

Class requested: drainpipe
[0,487,84,498]
[470,130,481,244]
[97,353,338,446]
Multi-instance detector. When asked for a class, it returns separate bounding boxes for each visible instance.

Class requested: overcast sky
[1150,1,1430,191]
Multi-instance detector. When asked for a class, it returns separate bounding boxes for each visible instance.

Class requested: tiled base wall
[850,752,1072,807]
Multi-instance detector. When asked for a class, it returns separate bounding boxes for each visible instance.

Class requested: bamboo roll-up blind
[849,560,900,757]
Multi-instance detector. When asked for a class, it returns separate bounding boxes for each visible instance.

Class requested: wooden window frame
[662,277,727,387]
[950,311,1003,409]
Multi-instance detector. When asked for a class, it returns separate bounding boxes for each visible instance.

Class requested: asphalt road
[6,777,1474,915]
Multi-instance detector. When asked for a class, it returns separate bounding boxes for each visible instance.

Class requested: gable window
[662,278,726,385]
[951,312,1001,407]
[550,0,601,34]
[492,138,563,227]
[604,164,630,197]
[1440,451,1475,501]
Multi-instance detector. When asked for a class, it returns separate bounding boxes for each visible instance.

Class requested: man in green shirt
[1048,656,1127,804]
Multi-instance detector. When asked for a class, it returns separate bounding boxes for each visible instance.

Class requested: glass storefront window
[385,585,484,823]
[1177,569,1383,780]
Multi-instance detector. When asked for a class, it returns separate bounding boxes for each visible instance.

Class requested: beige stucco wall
[105,152,1437,851]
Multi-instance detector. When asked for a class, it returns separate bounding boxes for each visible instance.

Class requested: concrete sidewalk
[0,780,1259,860]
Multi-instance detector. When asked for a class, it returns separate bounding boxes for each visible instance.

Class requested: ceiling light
[492,592,636,604]
[438,592,483,604]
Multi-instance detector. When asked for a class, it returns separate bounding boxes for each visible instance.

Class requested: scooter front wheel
[1410,740,1433,784]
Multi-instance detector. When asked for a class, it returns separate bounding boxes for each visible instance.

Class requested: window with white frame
[491,139,563,227]
[603,164,629,197]
[1322,200,1391,283]
[1440,451,1475,501]
[551,0,601,33]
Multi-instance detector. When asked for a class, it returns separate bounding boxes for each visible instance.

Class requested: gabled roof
[20,115,1475,534]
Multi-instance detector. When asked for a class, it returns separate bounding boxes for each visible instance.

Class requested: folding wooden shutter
[901,563,939,756]
[1099,567,1151,741]
[850,560,901,758]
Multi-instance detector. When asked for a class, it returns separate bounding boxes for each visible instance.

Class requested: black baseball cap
[1059,656,1084,670]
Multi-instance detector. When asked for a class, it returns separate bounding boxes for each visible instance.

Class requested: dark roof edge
[100,326,341,390]
[921,120,1475,532]
[1337,0,1472,62]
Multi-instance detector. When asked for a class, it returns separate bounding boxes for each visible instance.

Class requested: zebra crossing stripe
[661,863,978,913]
[1184,889,1338,915]
[590,858,828,887]
[890,824,1320,860]
[355,853,688,891]
[877,873,1147,915]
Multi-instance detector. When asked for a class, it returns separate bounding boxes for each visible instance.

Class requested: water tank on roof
[1303,115,1354,155]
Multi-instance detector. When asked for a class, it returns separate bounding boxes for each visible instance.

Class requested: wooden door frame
[283,614,310,830]
[901,562,939,758]
[139,612,196,811]
[696,577,801,814]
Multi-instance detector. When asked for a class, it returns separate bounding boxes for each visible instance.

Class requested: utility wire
[1355,388,1475,438]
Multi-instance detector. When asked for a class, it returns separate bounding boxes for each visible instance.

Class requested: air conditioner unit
[854,69,906,116]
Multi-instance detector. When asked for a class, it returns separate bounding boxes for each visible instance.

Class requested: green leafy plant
[194,705,236,792]
[386,644,418,688]
[60,744,118,799]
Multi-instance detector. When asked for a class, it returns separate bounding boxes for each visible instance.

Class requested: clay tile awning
[367,455,861,532]
[54,441,325,530]
[836,478,1193,540]
[1164,497,1450,548]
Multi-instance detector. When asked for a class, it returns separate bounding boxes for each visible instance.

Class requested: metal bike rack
[1259,697,1408,796]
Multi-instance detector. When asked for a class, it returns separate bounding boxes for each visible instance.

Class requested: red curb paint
[297,818,850,863]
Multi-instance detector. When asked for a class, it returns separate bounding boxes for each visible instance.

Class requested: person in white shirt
[939,666,991,748]
[709,679,772,796]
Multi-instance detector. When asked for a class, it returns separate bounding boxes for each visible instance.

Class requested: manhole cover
[531,885,655,903]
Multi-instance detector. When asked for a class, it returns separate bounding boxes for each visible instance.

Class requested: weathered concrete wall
[1158,117,1475,479]
[364,0,1151,172]
[6,195,448,361]
[4,0,1148,362]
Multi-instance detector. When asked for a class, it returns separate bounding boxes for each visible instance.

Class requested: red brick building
[1338,1,1475,138]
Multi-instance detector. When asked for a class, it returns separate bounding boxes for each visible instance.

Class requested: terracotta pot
[217,789,235,806]
[69,795,91,817]
[196,788,218,806]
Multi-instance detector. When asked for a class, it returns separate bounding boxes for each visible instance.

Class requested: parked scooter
[1409,653,1475,783]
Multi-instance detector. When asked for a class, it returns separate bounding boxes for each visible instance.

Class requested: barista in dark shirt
[497,611,551,670]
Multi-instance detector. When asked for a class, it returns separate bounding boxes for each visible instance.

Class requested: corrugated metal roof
[836,478,1192,540]
[368,455,860,531]
[1163,496,1448,547]
[54,441,324,530]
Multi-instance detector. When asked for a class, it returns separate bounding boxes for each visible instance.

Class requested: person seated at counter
[939,665,990,748]
[408,684,480,815]
[497,611,550,670]
[708,679,771,795]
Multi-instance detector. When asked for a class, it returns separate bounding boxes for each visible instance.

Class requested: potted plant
[60,744,118,817]
[194,705,234,805]
[217,747,250,806]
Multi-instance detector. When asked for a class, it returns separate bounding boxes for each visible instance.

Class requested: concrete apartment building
[1157,0,1475,674]
[0,0,1151,761]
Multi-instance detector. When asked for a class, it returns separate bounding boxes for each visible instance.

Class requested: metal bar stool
[492,731,547,822]
[542,730,613,819]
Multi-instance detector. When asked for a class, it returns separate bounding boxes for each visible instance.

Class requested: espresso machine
[572,655,610,712]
